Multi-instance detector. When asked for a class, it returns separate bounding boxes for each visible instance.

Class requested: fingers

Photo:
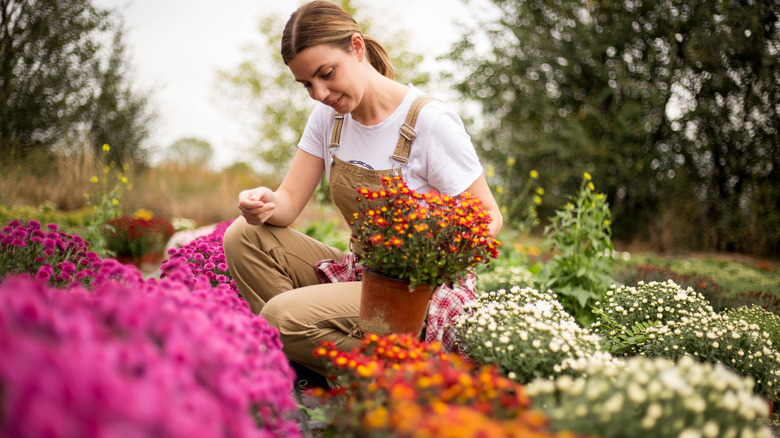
[241,202,275,225]
[238,187,276,225]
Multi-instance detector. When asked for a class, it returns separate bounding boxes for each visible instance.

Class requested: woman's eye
[322,69,333,78]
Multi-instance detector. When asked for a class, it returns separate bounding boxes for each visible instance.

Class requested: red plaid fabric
[315,253,475,353]
[315,252,363,283]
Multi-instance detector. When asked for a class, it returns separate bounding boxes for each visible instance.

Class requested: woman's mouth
[327,96,343,108]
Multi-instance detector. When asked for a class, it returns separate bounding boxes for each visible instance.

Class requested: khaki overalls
[223,95,436,375]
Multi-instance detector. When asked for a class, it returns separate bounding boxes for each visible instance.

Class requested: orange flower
[353,176,501,289]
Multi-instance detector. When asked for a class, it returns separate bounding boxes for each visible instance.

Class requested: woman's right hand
[238,187,277,225]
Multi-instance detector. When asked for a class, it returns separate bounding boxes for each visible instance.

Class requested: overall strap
[390,95,438,165]
[328,94,438,166]
[328,113,346,166]
[329,113,345,147]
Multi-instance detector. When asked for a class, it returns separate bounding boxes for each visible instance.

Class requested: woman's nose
[311,82,328,102]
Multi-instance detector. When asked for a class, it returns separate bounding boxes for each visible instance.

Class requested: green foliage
[446,0,780,256]
[82,145,129,257]
[217,0,431,180]
[592,306,659,356]
[0,203,95,231]
[301,214,350,253]
[0,0,153,164]
[486,160,543,234]
[537,174,614,325]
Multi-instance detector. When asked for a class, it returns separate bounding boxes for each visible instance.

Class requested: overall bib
[224,96,436,375]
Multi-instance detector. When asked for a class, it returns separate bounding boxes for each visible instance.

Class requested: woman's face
[287,37,365,114]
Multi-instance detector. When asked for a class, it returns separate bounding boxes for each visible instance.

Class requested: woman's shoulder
[411,93,465,132]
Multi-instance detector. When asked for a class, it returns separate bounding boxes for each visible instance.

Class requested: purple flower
[1,219,103,289]
[60,261,76,274]
[0,273,297,437]
[46,223,59,232]
[35,268,51,281]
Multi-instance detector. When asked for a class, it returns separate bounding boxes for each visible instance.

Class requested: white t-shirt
[297,85,483,196]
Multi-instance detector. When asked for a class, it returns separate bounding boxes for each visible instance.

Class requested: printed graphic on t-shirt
[348,160,374,170]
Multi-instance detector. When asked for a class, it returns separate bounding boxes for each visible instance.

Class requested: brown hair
[281,1,394,79]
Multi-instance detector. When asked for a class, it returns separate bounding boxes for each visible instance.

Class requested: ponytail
[363,35,394,79]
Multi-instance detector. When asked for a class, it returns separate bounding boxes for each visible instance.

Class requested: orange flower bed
[311,333,582,438]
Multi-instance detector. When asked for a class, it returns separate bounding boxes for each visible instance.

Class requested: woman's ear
[350,33,365,62]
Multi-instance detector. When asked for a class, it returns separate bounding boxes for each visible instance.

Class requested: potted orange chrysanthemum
[352,176,500,336]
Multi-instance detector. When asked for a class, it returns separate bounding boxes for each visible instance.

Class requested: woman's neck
[350,73,409,126]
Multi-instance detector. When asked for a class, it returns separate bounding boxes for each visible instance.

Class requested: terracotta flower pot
[358,268,436,337]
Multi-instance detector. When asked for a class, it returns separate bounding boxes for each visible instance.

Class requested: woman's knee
[223,216,250,258]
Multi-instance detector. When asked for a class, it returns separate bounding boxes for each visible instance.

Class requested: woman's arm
[237,149,325,226]
[461,174,503,237]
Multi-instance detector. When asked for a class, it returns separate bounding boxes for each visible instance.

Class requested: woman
[223,0,502,378]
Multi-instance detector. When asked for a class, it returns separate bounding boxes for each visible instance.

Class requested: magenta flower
[161,220,240,297]
[1,220,108,289]
[0,273,299,438]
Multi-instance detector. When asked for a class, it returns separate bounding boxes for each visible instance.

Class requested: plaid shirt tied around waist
[315,253,475,353]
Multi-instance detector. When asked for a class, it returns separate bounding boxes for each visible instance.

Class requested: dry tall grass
[1,147,282,227]
[123,162,273,225]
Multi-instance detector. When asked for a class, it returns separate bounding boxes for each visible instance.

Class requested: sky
[93,0,488,169]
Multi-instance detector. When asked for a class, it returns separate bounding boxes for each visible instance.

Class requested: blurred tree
[0,0,153,164]
[447,0,779,255]
[163,136,214,169]
[88,27,154,164]
[216,0,430,180]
